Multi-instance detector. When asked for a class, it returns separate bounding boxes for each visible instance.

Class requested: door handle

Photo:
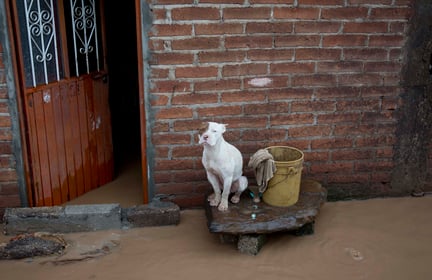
[92,73,108,83]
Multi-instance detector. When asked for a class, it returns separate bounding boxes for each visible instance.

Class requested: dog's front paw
[218,200,229,211]
[209,194,221,207]
[230,195,240,204]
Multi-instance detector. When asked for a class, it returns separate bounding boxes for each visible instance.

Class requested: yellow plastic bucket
[263,146,304,207]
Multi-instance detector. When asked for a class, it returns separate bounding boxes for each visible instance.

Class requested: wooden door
[10,0,113,206]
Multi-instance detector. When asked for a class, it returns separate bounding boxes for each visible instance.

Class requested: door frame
[0,0,149,206]
[135,0,149,203]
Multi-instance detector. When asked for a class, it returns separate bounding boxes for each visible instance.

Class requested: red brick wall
[146,0,414,207]
[0,42,21,218]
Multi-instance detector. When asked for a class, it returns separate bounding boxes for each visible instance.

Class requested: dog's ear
[220,123,228,133]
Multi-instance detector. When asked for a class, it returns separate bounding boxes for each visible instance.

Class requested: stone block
[3,204,122,235]
[237,234,266,255]
[122,201,180,228]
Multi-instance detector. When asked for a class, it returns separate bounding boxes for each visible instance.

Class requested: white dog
[198,122,248,211]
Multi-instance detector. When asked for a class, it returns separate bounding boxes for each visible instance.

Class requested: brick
[361,111,395,123]
[275,35,320,47]
[274,8,320,19]
[245,76,289,89]
[194,79,242,92]
[152,133,191,145]
[225,36,273,49]
[198,50,246,63]
[295,22,341,34]
[344,48,387,60]
[152,80,191,93]
[295,48,341,61]
[0,182,19,195]
[244,102,289,115]
[271,62,314,74]
[176,66,218,78]
[268,88,313,100]
[270,113,315,126]
[322,35,368,47]
[222,63,267,77]
[171,7,220,20]
[311,138,353,150]
[299,0,344,4]
[333,124,375,136]
[155,159,195,171]
[317,112,361,124]
[195,23,243,35]
[216,117,267,129]
[315,87,361,99]
[221,91,266,103]
[327,173,370,184]
[223,7,271,20]
[172,93,218,105]
[289,125,332,138]
[201,0,244,3]
[331,149,374,161]
[317,61,363,73]
[304,151,329,162]
[343,22,388,34]
[171,37,220,50]
[321,7,369,19]
[151,68,169,79]
[369,7,412,20]
[0,169,18,181]
[310,162,354,174]
[250,0,294,3]
[155,107,193,119]
[355,135,395,147]
[364,62,402,73]
[246,22,293,34]
[369,35,405,47]
[150,53,194,65]
[197,105,242,117]
[151,24,192,36]
[150,94,169,106]
[291,100,335,112]
[242,129,287,141]
[338,74,383,87]
[174,120,208,132]
[292,74,336,87]
[172,146,202,158]
[336,100,380,112]
[248,49,294,61]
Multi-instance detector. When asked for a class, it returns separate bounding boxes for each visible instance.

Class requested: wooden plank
[61,82,78,200]
[32,90,53,206]
[69,81,85,196]
[41,86,62,205]
[77,77,93,193]
[84,77,99,190]
[52,83,69,203]
[24,93,44,206]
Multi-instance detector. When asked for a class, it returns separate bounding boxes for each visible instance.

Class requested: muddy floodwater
[1,195,432,280]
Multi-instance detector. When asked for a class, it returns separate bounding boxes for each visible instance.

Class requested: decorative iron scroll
[22,0,61,87]
[69,0,100,76]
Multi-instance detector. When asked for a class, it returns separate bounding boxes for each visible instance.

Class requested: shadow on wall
[392,0,432,195]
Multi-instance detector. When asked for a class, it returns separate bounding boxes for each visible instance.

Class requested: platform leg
[294,222,315,236]
[237,234,266,255]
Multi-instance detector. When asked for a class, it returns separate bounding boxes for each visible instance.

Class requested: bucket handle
[268,167,302,188]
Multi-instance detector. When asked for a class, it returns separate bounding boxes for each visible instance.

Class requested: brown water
[1,195,431,280]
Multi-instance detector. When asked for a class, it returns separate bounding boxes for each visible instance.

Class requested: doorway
[66,1,144,206]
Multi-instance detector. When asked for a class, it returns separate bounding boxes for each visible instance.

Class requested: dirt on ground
[1,195,432,280]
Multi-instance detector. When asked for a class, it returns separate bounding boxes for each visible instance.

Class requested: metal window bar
[23,0,60,87]
[70,0,100,76]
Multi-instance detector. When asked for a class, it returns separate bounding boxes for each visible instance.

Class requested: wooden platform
[204,179,327,254]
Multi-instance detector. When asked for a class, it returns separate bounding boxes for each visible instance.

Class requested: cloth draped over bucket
[248,149,277,193]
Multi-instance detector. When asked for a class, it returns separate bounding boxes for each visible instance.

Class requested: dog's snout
[203,134,209,140]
